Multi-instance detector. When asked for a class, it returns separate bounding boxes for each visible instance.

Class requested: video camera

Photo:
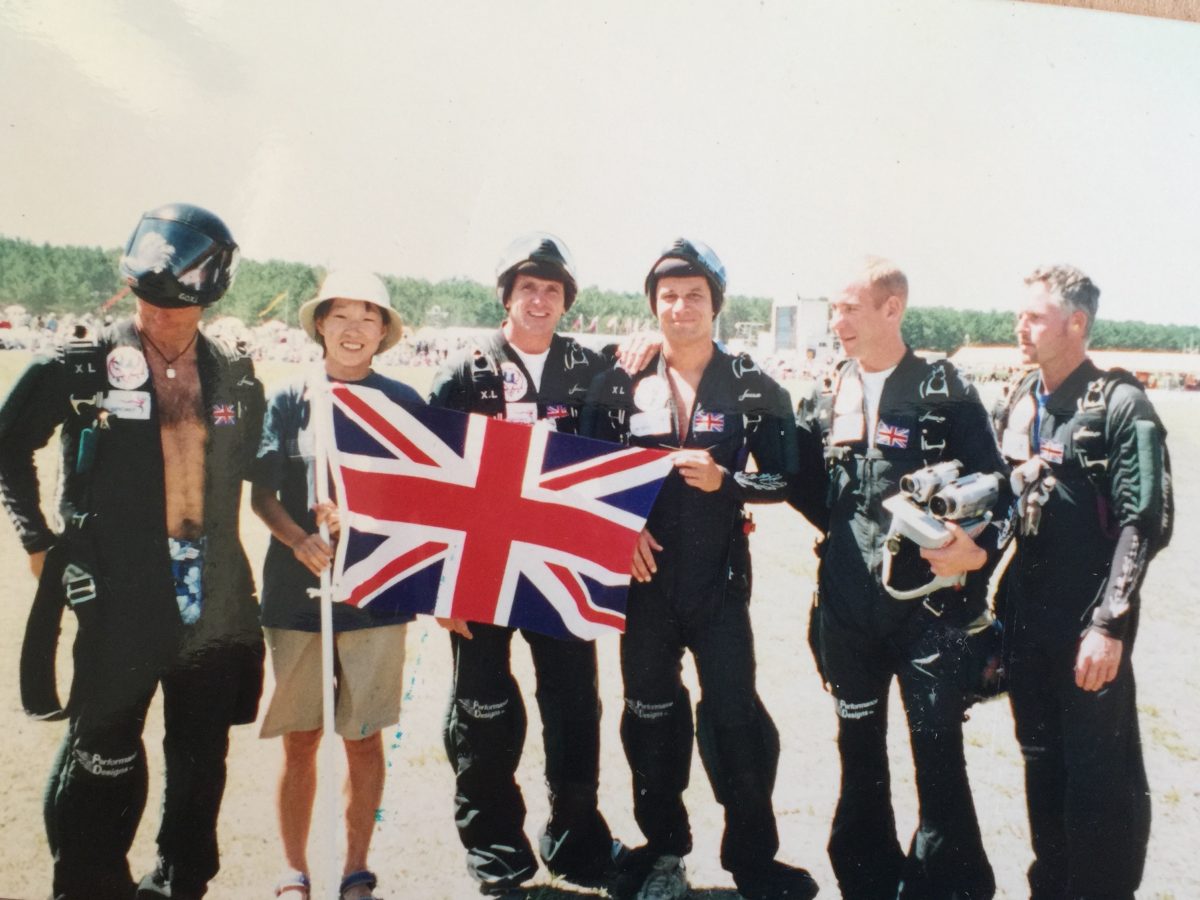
[881,460,1002,600]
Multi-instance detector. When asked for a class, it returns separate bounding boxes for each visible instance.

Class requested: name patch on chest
[102,389,152,420]
[504,401,537,425]
[631,408,672,437]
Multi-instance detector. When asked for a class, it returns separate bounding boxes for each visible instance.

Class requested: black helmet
[119,203,239,308]
[644,237,727,314]
[495,232,578,310]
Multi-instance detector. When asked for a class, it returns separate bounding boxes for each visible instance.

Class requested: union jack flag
[323,383,672,640]
[1038,440,1064,464]
[693,411,725,432]
[211,403,237,426]
[875,421,909,448]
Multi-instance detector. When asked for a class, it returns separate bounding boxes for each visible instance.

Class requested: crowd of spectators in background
[1,305,1197,390]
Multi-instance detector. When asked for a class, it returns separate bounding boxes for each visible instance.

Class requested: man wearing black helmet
[582,239,818,900]
[0,204,265,900]
[429,233,625,897]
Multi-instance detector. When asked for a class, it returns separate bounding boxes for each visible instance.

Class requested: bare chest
[147,354,208,537]
[151,355,204,425]
[667,369,701,442]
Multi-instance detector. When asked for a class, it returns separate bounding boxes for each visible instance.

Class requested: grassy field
[0,351,1196,899]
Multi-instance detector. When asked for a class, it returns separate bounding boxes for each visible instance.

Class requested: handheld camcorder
[881,460,1002,600]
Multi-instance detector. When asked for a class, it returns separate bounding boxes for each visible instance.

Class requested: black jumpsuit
[582,347,799,880]
[0,322,265,900]
[997,359,1160,900]
[429,330,617,889]
[795,350,1005,900]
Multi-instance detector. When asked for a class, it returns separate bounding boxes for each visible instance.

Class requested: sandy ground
[0,366,1197,900]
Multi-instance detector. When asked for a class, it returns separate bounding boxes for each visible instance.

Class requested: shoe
[135,864,205,900]
[134,867,168,899]
[478,879,527,899]
[274,871,311,898]
[634,855,688,900]
[732,860,819,900]
[609,844,659,900]
[549,837,632,889]
[338,869,380,900]
[468,843,536,895]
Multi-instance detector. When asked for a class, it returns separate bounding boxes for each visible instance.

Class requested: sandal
[275,871,310,898]
[339,869,381,900]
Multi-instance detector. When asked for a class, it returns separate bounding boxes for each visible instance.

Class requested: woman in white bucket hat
[251,270,418,900]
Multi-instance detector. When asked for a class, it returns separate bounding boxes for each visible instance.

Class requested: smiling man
[429,233,624,897]
[994,265,1167,900]
[583,238,815,900]
[791,256,1007,900]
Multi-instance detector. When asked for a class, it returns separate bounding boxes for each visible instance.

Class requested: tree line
[2,235,1197,353]
[0,236,769,341]
[899,306,1200,354]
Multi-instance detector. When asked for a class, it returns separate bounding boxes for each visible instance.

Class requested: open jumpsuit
[0,321,265,900]
[582,347,799,880]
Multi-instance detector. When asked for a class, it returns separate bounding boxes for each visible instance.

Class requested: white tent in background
[949,345,1200,386]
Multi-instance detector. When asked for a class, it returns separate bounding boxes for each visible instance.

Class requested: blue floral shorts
[168,536,206,625]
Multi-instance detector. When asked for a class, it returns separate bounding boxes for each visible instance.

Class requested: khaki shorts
[260,624,408,740]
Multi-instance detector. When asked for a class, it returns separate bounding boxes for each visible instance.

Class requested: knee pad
[67,729,143,782]
[443,688,528,777]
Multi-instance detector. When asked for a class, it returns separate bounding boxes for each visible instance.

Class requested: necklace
[139,328,198,379]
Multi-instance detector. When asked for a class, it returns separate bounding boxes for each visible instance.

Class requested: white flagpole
[308,368,341,900]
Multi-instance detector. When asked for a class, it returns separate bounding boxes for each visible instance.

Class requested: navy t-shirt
[253,370,423,632]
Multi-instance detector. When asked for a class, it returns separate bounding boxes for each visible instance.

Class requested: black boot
[733,860,820,900]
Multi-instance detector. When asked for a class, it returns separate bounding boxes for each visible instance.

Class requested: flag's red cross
[876,422,908,448]
[211,403,236,425]
[333,386,652,629]
[1039,440,1064,464]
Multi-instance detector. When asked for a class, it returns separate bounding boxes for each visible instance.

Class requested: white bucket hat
[298,270,403,353]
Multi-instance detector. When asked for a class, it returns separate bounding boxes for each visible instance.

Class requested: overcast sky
[2,0,1199,326]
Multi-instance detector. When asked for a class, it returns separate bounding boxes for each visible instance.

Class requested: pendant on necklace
[166,367,177,379]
